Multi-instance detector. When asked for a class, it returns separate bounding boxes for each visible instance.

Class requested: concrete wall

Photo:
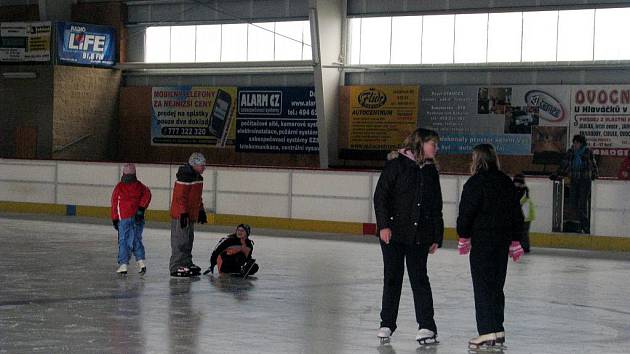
[52,66,122,161]
[0,3,38,21]
[0,65,54,159]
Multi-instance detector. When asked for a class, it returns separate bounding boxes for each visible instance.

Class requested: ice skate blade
[378,337,391,345]
[417,338,439,346]
[117,272,127,276]
[468,348,504,354]
[468,343,504,353]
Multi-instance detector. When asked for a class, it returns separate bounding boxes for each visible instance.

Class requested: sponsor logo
[238,90,282,115]
[67,31,106,52]
[525,90,565,122]
[358,88,387,109]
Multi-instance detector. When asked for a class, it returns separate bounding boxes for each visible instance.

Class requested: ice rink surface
[1,214,630,354]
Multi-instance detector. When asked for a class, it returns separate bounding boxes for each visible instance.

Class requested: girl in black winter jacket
[203,224,258,277]
[456,144,524,350]
[373,128,444,345]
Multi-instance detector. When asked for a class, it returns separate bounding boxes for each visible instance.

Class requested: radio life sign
[56,21,116,66]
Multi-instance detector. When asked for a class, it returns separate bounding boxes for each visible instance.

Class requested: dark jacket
[557,146,598,180]
[456,167,523,245]
[373,155,444,246]
[210,234,254,269]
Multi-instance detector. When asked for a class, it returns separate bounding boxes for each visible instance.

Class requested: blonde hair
[401,128,440,165]
[470,143,500,175]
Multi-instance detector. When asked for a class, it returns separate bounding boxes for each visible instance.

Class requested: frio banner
[570,86,630,157]
[420,85,571,156]
[56,21,116,66]
[346,86,419,151]
[0,21,51,62]
[235,87,318,154]
[151,86,238,147]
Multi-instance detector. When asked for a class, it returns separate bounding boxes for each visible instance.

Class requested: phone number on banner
[161,127,209,136]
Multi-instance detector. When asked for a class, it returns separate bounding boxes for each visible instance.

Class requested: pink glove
[509,241,524,262]
[458,237,471,255]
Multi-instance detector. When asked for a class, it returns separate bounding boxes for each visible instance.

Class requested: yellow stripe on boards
[0,201,66,215]
[1,201,630,252]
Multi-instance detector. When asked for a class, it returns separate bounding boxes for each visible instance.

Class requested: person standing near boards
[169,152,208,277]
[373,128,444,346]
[456,144,524,350]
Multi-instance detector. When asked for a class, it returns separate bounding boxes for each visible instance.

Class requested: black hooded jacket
[373,155,444,246]
[456,167,524,244]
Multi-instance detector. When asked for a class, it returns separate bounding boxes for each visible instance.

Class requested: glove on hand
[113,219,119,231]
[180,213,189,229]
[135,207,145,223]
[458,237,471,255]
[198,209,207,224]
[509,241,524,262]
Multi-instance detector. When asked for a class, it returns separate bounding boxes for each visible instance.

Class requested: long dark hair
[470,143,500,175]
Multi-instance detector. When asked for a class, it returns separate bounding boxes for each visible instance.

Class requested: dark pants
[169,219,195,273]
[380,240,436,333]
[219,252,246,273]
[520,222,531,252]
[569,178,591,233]
[470,242,509,335]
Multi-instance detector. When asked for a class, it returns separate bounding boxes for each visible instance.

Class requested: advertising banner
[570,86,630,157]
[346,85,418,151]
[236,87,318,154]
[56,21,116,66]
[0,21,51,62]
[420,85,571,156]
[151,86,238,146]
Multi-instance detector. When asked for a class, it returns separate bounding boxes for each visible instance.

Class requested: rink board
[0,158,629,252]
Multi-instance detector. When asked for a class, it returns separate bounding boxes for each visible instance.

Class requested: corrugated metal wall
[126,0,308,25]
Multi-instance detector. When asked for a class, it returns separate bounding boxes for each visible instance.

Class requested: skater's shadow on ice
[416,344,439,354]
[377,343,442,354]
[468,348,505,354]
[376,344,397,354]
[208,273,256,301]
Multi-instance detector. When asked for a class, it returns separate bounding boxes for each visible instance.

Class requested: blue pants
[117,218,145,264]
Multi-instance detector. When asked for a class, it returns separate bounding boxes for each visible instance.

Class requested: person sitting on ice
[203,224,259,277]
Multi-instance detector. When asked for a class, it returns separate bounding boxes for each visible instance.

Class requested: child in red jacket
[111,163,152,275]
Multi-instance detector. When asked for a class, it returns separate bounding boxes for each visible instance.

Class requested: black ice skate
[189,264,202,276]
[171,266,194,277]
[416,328,438,345]
[241,259,259,279]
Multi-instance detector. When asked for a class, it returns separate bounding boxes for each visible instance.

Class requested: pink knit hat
[122,163,136,175]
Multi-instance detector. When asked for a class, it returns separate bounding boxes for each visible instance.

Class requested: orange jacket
[170,164,204,220]
[111,180,152,220]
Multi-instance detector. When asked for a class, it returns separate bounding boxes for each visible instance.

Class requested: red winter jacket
[170,164,204,221]
[111,180,152,220]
